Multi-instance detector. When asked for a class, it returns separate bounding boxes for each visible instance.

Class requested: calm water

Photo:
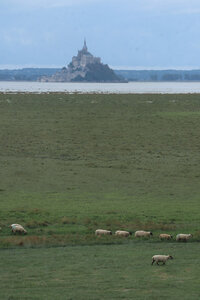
[1,81,200,93]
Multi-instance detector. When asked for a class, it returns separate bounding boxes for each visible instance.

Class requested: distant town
[1,40,200,82]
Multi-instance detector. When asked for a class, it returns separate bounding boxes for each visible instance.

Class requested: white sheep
[152,255,173,265]
[10,224,21,227]
[135,230,153,238]
[115,230,132,237]
[10,224,21,231]
[95,229,112,236]
[176,233,192,242]
[10,224,27,235]
[159,233,173,240]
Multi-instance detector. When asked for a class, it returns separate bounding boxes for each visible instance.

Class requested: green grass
[0,93,200,245]
[1,243,200,299]
[0,92,200,298]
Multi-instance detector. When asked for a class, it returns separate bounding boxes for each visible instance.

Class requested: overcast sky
[1,0,200,69]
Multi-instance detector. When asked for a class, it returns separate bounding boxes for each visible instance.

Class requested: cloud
[1,28,34,46]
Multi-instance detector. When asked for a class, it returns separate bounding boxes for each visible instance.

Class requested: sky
[1,0,200,69]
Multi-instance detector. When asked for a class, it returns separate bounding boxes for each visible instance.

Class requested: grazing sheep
[10,224,21,227]
[176,233,193,242]
[159,233,173,240]
[152,255,173,265]
[10,224,27,235]
[135,230,153,238]
[95,229,112,236]
[115,230,132,237]
[10,224,21,231]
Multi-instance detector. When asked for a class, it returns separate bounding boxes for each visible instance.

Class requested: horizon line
[1,64,200,71]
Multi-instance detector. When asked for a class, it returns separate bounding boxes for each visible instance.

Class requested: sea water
[1,81,200,93]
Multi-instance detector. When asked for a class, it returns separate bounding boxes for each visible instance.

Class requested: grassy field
[0,92,200,298]
[1,243,200,300]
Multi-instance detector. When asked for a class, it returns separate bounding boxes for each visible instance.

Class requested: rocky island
[40,40,124,82]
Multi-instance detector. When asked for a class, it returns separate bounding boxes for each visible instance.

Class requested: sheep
[10,224,21,231]
[12,225,27,235]
[115,230,132,237]
[176,233,193,242]
[135,230,153,238]
[159,233,173,240]
[152,255,173,265]
[10,224,27,235]
[95,229,112,236]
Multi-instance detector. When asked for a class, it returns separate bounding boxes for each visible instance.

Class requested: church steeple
[83,38,88,51]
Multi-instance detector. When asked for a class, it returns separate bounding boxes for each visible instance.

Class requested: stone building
[40,40,124,82]
[71,39,101,68]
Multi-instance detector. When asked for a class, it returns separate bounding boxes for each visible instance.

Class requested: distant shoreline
[1,68,200,82]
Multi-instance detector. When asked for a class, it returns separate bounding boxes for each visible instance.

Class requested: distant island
[1,40,200,82]
[40,40,124,83]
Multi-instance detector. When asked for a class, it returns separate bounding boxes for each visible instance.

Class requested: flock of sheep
[95,229,193,265]
[95,229,193,242]
[8,225,193,266]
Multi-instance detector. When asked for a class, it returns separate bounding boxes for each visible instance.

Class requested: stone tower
[83,38,88,52]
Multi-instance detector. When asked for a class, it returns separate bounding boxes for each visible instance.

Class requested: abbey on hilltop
[40,40,124,82]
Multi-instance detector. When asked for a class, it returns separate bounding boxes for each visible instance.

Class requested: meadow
[0,92,200,299]
[1,243,200,300]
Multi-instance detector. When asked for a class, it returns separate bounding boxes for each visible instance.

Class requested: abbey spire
[83,38,88,51]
